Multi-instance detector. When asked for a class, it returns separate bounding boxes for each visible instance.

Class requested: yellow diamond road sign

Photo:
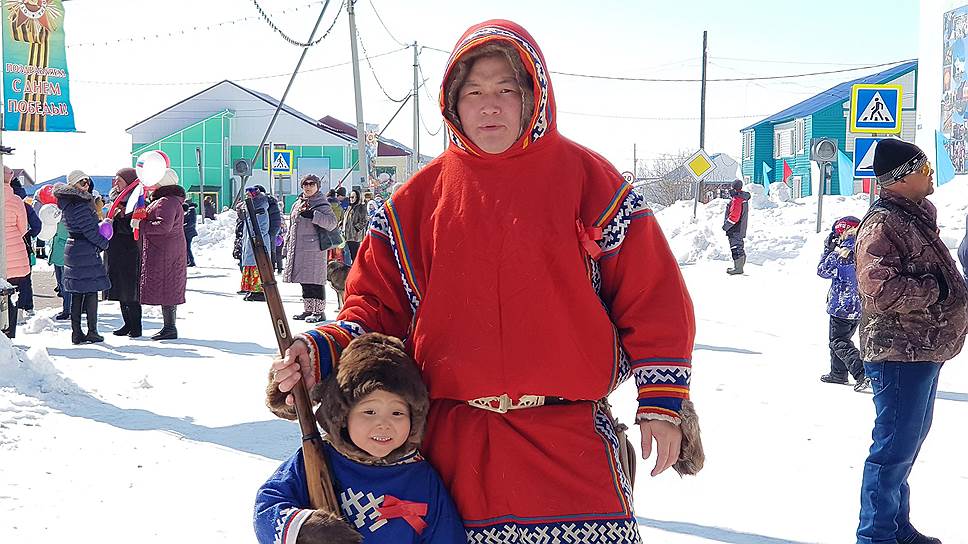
[685,149,714,181]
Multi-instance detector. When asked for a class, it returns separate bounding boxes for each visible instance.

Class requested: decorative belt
[466,394,572,414]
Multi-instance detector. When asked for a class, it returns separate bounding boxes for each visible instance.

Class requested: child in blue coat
[254,333,465,544]
[817,216,869,391]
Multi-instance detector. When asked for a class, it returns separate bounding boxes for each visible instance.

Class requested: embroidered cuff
[280,508,313,544]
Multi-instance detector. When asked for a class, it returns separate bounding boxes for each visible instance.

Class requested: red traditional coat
[300,20,695,544]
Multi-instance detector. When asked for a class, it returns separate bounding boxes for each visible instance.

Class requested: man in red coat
[269,20,700,543]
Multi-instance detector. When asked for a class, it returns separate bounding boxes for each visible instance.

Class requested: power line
[356,29,410,103]
[366,0,408,47]
[713,56,883,67]
[66,1,328,49]
[558,110,767,121]
[420,46,912,83]
[249,0,344,47]
[74,46,410,86]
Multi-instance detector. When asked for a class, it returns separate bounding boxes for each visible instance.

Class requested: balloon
[37,204,61,242]
[135,150,170,187]
[38,185,56,205]
[98,220,114,241]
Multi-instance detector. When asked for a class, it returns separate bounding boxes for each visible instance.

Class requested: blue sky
[3,0,923,180]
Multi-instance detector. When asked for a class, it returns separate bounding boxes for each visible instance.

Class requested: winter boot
[244,291,266,302]
[853,376,872,392]
[128,302,142,338]
[899,530,942,544]
[113,303,132,336]
[293,299,313,320]
[70,295,85,345]
[304,298,326,323]
[820,372,849,385]
[151,306,178,341]
[1,297,16,339]
[84,293,104,343]
[726,255,746,275]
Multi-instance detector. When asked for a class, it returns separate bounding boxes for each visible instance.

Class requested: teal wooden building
[740,61,917,197]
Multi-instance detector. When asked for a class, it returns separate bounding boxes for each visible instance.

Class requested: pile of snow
[0,335,80,397]
[23,314,56,334]
[656,177,968,267]
[192,209,239,267]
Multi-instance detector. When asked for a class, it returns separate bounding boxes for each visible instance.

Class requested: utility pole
[633,143,638,179]
[412,41,420,177]
[347,0,369,190]
[196,147,204,225]
[693,30,708,219]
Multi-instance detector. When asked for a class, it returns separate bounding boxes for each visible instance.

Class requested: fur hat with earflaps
[310,333,429,465]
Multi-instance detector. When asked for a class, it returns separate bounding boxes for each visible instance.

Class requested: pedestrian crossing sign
[270,149,294,176]
[850,84,902,134]
[853,137,884,177]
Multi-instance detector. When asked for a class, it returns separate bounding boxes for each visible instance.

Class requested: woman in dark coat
[183,200,198,267]
[140,169,187,340]
[283,175,338,322]
[106,168,143,337]
[54,170,111,345]
[341,188,367,262]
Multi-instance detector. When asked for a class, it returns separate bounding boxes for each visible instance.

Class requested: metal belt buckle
[468,394,545,413]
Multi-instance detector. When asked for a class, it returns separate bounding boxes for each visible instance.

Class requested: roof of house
[127,80,355,143]
[741,60,917,132]
[12,169,35,187]
[317,115,411,157]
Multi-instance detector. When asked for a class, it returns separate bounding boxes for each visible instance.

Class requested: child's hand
[297,510,362,544]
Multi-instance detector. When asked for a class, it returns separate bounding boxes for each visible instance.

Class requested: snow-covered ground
[3,181,968,543]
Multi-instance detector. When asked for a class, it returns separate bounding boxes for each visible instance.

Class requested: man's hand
[639,419,682,477]
[270,339,316,406]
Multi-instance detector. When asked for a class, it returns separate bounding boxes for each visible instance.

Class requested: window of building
[742,131,754,160]
[773,118,805,159]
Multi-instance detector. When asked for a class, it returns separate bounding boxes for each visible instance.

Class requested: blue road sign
[850,84,902,134]
[270,149,294,176]
[853,137,884,178]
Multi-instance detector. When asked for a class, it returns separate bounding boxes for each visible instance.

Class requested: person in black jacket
[183,200,198,267]
[722,179,751,275]
[106,168,143,337]
[202,196,216,220]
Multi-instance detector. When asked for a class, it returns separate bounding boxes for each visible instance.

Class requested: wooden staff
[244,195,340,512]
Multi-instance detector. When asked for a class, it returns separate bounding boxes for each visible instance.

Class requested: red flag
[782,160,793,183]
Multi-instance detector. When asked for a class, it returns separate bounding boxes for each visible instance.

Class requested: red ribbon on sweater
[577,219,603,260]
[377,495,428,534]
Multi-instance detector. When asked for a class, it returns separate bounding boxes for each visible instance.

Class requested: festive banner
[2,0,76,132]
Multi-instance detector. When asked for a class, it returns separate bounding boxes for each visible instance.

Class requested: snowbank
[0,334,80,397]
[656,178,968,266]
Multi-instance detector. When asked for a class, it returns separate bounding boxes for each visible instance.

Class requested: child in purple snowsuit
[817,216,870,392]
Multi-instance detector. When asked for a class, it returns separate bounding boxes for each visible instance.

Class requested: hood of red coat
[440,19,557,160]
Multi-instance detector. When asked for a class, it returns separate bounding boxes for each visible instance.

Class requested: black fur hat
[310,333,428,465]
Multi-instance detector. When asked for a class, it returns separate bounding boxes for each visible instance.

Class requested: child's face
[347,389,411,458]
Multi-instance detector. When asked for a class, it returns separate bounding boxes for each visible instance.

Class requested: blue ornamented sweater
[254,444,465,544]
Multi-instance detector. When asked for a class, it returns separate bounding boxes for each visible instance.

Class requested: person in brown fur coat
[254,333,465,544]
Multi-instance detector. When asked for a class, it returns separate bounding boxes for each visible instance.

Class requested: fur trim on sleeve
[266,369,297,420]
[673,399,704,476]
[295,510,362,544]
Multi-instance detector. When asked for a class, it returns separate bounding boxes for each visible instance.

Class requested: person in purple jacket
[255,333,464,544]
[817,216,870,392]
[139,169,187,341]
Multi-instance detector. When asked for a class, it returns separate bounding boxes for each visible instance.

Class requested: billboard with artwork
[942,5,968,173]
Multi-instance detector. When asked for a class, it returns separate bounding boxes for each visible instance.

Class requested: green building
[126,80,363,211]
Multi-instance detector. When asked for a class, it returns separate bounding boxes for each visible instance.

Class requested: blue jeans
[54,265,71,315]
[857,361,942,544]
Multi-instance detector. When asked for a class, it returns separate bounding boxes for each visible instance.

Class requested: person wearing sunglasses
[53,170,111,344]
[854,138,968,544]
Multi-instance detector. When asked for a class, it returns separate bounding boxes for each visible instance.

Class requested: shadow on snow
[636,517,818,544]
